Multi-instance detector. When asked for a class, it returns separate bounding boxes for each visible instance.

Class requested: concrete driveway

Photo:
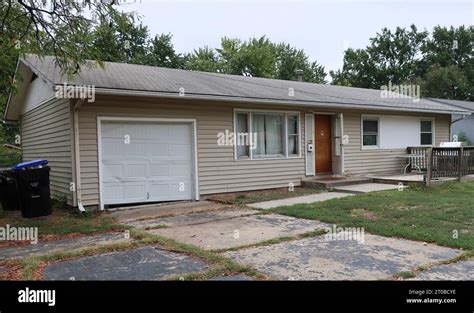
[224,232,461,280]
[3,201,468,281]
[148,210,329,250]
[122,206,466,280]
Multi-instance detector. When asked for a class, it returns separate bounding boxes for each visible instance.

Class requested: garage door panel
[103,183,123,202]
[102,123,124,138]
[150,163,169,177]
[100,121,194,206]
[124,182,148,201]
[169,144,191,159]
[147,124,170,139]
[149,143,169,156]
[170,164,191,177]
[125,142,147,157]
[103,163,125,181]
[149,183,169,199]
[103,141,124,158]
[125,163,147,178]
[170,180,192,198]
[124,124,149,139]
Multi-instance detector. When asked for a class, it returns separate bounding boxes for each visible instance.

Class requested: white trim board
[96,116,200,210]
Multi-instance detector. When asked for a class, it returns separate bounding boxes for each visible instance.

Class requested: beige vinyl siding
[77,96,305,207]
[76,95,453,207]
[343,112,451,175]
[20,97,74,204]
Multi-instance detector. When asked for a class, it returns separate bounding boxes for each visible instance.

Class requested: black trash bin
[13,160,52,218]
[0,170,20,211]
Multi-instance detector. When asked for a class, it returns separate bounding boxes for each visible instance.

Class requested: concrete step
[333,183,406,194]
[302,176,373,188]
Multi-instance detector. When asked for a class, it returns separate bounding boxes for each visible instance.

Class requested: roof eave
[3,58,22,122]
[93,87,471,116]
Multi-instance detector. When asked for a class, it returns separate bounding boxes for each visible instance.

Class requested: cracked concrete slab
[248,192,354,209]
[0,232,132,260]
[126,208,259,229]
[43,246,210,280]
[410,258,474,280]
[224,232,461,280]
[151,213,330,250]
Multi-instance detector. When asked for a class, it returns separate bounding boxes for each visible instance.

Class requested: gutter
[93,87,471,116]
[451,115,468,125]
[73,99,86,213]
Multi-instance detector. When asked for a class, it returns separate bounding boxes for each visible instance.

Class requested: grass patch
[0,209,124,238]
[394,271,416,279]
[213,229,328,253]
[271,182,474,251]
[206,186,323,205]
[165,265,269,281]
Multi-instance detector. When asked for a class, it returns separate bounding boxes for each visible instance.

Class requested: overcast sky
[118,0,473,75]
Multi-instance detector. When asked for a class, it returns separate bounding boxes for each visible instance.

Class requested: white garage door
[100,121,194,206]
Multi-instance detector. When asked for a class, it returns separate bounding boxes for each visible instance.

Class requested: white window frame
[420,119,435,147]
[233,109,302,160]
[361,115,380,150]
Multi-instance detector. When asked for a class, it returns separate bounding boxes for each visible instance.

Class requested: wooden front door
[315,115,333,173]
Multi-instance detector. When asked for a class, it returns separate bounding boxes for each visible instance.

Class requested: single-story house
[4,55,471,210]
[428,98,474,144]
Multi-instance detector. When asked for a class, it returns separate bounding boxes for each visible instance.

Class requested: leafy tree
[234,36,277,77]
[416,65,471,100]
[275,43,326,83]
[331,25,427,88]
[87,9,149,64]
[331,24,473,101]
[186,36,327,82]
[0,0,120,144]
[144,33,186,69]
[421,26,472,71]
[215,37,242,74]
[417,25,473,100]
[185,47,223,72]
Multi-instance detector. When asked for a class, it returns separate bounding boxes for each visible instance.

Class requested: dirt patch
[0,230,121,249]
[0,261,23,280]
[350,208,379,221]
[206,187,322,205]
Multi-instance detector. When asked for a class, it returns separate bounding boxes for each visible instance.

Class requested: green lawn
[271,182,474,251]
[0,209,124,238]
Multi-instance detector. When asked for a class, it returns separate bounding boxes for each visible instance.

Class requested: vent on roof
[295,69,304,82]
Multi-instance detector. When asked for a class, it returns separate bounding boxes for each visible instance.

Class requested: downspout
[73,99,86,212]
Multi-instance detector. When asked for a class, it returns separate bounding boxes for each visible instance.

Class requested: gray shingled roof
[22,55,470,114]
[428,98,474,112]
